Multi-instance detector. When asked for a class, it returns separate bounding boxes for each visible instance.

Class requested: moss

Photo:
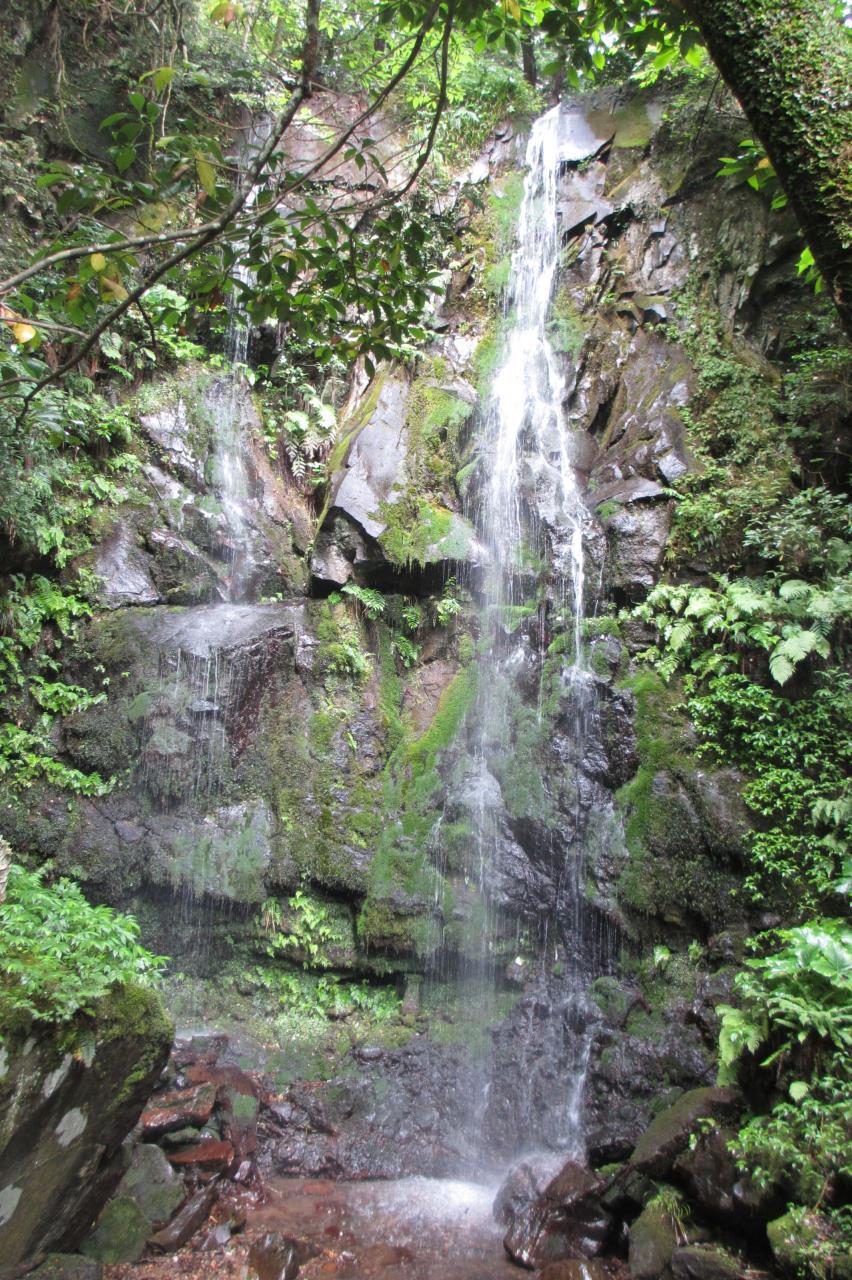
[595,499,622,522]
[547,284,589,356]
[377,493,474,569]
[583,615,622,639]
[95,983,173,1106]
[357,899,416,952]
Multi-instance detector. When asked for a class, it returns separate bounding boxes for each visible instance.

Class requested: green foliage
[736,1070,852,1203]
[316,600,371,680]
[431,576,464,627]
[261,384,338,489]
[719,921,852,1270]
[662,300,793,570]
[717,141,825,294]
[259,887,340,968]
[0,574,111,795]
[0,863,164,1037]
[723,920,852,1068]
[743,489,851,577]
[341,582,386,621]
[633,575,849,688]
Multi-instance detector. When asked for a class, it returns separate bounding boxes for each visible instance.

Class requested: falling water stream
[440,104,600,1169]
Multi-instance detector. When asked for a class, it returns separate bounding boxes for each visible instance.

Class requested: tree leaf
[195,155,217,197]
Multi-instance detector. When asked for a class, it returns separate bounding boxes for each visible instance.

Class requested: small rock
[141,1082,217,1137]
[248,1232,318,1280]
[147,1184,219,1252]
[167,1138,234,1169]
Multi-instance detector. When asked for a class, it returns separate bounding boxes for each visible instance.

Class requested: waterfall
[206,123,271,601]
[483,105,587,655]
[445,105,599,1168]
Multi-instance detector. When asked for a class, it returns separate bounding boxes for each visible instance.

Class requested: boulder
[628,1201,678,1280]
[88,520,160,609]
[669,1245,743,1280]
[81,1197,150,1265]
[503,1161,613,1269]
[493,1153,566,1226]
[629,1088,742,1178]
[113,1143,184,1228]
[0,985,172,1269]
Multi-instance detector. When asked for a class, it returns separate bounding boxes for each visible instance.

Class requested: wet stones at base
[80,1033,261,1265]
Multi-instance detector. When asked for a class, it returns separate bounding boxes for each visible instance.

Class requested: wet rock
[673,1127,773,1228]
[248,1231,318,1280]
[541,1263,610,1280]
[81,1197,151,1264]
[113,1143,184,1227]
[503,1161,612,1268]
[141,1082,217,1137]
[147,528,221,604]
[140,399,206,488]
[321,373,410,543]
[628,1201,677,1279]
[493,1153,565,1226]
[669,1244,743,1280]
[0,986,171,1269]
[146,1184,219,1253]
[87,520,160,609]
[629,1088,742,1178]
[167,1138,234,1169]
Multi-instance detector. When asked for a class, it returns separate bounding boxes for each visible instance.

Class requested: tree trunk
[684,0,852,337]
[522,35,538,86]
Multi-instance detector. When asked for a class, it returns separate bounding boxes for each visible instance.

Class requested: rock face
[0,77,804,1204]
[0,985,172,1268]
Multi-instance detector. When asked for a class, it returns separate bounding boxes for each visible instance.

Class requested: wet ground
[106,1175,525,1280]
[252,1176,523,1279]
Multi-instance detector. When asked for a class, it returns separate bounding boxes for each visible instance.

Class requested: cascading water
[441,105,603,1169]
[206,122,272,602]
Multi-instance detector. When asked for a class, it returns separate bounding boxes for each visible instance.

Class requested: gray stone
[324,373,411,540]
[30,1255,103,1280]
[140,399,206,488]
[89,521,160,609]
[629,1202,677,1279]
[115,1143,184,1228]
[82,1197,150,1264]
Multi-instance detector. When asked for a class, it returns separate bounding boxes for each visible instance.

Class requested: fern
[341,582,385,620]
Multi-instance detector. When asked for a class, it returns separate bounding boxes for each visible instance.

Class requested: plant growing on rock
[0,863,165,1039]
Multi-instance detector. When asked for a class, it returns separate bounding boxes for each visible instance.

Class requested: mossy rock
[670,1244,743,1280]
[114,1143,183,1228]
[628,1201,677,1280]
[767,1210,850,1279]
[81,1197,150,1264]
[629,1087,742,1177]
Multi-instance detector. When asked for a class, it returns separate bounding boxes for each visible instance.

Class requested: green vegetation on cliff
[0,861,165,1039]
